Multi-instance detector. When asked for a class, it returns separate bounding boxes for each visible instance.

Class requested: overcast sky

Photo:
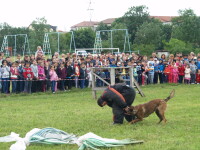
[0,0,200,31]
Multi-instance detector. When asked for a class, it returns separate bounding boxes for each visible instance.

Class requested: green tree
[29,17,50,51]
[115,5,151,43]
[163,38,192,54]
[74,28,95,48]
[134,21,163,50]
[172,9,200,47]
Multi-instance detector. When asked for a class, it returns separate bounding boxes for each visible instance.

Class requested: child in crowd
[196,69,200,84]
[184,64,191,84]
[178,63,185,84]
[148,62,154,84]
[23,62,34,93]
[10,62,19,93]
[31,60,38,93]
[172,62,179,83]
[79,63,87,89]
[1,60,10,93]
[190,60,197,84]
[133,63,138,82]
[65,61,73,90]
[58,63,66,91]
[49,65,58,93]
[153,59,159,84]
[38,62,46,92]
[74,61,80,88]
[158,60,165,84]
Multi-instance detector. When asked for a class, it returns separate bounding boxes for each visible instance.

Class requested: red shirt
[178,66,185,76]
[196,73,200,83]
[23,67,34,79]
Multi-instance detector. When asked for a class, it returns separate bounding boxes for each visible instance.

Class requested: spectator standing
[79,63,87,89]
[1,60,10,94]
[58,63,66,91]
[18,61,25,93]
[74,61,80,88]
[158,60,165,84]
[178,63,185,84]
[190,60,197,84]
[31,60,38,92]
[10,62,19,93]
[148,63,154,84]
[184,64,191,84]
[23,62,34,93]
[65,61,73,90]
[38,62,46,92]
[49,65,58,93]
[196,69,200,84]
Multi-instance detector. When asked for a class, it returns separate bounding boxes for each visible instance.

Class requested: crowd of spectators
[0,46,200,94]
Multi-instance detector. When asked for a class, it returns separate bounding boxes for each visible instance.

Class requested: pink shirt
[38,65,46,80]
[49,70,58,81]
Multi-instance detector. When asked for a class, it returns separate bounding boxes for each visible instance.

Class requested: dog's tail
[164,89,175,102]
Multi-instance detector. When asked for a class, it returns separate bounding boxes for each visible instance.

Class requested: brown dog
[127,89,175,124]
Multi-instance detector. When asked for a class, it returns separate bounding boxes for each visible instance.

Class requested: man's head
[97,96,107,107]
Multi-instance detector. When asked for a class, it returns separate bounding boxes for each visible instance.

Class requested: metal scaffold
[94,29,131,53]
[43,31,76,56]
[1,34,30,57]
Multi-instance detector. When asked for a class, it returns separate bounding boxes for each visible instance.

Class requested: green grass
[0,84,200,150]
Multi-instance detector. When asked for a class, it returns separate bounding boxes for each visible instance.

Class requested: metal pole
[111,30,113,48]
[57,32,60,54]
[70,32,72,53]
[14,35,17,60]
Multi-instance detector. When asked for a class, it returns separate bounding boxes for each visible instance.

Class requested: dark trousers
[51,80,56,92]
[38,80,46,92]
[178,75,184,84]
[112,103,134,124]
[80,79,85,89]
[24,80,32,93]
[191,74,196,84]
[32,80,38,93]
[154,72,159,84]
[11,79,17,93]
[59,79,65,91]
[138,74,142,85]
[2,78,9,94]
[17,77,24,93]
[158,72,164,84]
[66,77,72,89]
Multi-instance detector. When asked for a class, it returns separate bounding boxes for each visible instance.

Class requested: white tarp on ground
[0,127,143,150]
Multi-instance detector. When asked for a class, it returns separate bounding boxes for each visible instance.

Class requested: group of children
[0,50,200,94]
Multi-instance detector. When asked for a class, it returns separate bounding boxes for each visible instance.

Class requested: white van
[76,50,88,57]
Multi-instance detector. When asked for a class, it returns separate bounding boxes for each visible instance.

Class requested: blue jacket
[197,61,200,69]
[158,64,165,72]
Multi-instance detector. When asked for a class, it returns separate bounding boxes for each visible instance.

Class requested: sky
[0,0,200,31]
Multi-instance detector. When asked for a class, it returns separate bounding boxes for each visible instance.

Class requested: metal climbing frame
[43,31,76,55]
[1,34,30,57]
[94,29,131,53]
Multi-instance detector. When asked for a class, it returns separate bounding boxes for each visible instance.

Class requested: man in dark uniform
[97,83,136,124]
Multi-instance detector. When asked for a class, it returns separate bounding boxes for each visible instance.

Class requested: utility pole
[87,0,94,29]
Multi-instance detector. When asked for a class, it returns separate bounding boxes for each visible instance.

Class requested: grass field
[0,84,200,150]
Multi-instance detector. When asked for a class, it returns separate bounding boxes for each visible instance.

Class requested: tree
[74,28,95,48]
[134,21,164,50]
[163,38,192,54]
[29,17,50,51]
[115,5,151,43]
[172,9,200,47]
